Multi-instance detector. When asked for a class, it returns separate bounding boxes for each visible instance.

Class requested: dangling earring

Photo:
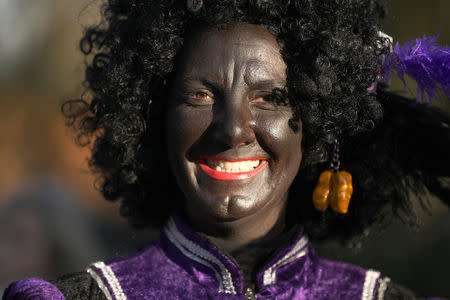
[312,139,353,214]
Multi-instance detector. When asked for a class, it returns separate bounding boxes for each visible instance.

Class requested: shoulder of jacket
[3,278,64,300]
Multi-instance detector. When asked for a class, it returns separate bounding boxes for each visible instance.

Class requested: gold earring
[312,140,353,214]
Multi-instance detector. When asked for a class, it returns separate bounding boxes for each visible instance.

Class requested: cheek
[166,106,213,158]
[254,111,302,165]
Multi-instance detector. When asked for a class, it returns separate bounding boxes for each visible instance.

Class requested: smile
[198,157,268,180]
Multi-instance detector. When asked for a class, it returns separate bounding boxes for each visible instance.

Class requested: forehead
[179,24,286,85]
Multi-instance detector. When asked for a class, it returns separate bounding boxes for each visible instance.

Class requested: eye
[250,94,281,110]
[185,91,215,106]
[250,88,289,110]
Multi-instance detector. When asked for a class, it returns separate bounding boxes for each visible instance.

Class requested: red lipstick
[198,157,268,180]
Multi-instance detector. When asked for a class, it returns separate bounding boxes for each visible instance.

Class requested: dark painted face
[166,24,303,227]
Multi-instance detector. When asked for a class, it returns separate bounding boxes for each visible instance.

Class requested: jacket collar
[162,215,310,295]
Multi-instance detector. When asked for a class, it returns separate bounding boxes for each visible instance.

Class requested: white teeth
[206,159,262,173]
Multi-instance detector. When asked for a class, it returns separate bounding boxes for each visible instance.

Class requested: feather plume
[382,34,450,102]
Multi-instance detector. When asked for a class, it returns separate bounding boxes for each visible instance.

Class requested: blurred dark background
[0,0,448,297]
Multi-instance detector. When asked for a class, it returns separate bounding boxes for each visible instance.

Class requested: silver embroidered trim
[165,217,237,294]
[87,267,113,300]
[263,235,309,286]
[361,269,381,300]
[376,277,391,300]
[164,223,225,292]
[90,261,127,300]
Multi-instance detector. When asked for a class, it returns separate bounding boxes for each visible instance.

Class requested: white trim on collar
[361,269,381,300]
[165,216,310,292]
[87,261,127,300]
[263,234,309,286]
[164,217,237,294]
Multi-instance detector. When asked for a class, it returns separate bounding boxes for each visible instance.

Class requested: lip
[197,156,268,180]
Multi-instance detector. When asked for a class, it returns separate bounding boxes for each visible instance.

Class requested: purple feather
[383,34,450,102]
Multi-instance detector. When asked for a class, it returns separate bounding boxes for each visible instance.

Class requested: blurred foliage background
[0,0,448,297]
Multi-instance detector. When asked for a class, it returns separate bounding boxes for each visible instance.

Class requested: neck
[183,195,288,253]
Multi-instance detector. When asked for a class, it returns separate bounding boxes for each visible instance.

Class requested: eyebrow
[246,79,286,90]
[183,77,223,92]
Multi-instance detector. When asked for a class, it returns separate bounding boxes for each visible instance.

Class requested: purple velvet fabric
[90,215,373,299]
[4,216,448,299]
[2,278,65,300]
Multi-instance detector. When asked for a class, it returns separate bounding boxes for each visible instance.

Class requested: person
[3,0,449,299]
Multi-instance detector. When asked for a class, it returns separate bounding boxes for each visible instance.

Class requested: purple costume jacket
[3,215,442,300]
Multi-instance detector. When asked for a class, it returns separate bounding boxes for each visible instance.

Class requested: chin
[202,193,268,222]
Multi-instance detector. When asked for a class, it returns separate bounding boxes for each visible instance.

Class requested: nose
[213,95,255,148]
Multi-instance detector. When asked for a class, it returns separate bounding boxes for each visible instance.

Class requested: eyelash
[250,91,288,109]
[182,91,214,106]
[253,94,282,103]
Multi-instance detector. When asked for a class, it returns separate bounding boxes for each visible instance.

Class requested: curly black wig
[63,0,450,242]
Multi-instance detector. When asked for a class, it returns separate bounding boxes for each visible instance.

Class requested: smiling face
[166,24,303,228]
